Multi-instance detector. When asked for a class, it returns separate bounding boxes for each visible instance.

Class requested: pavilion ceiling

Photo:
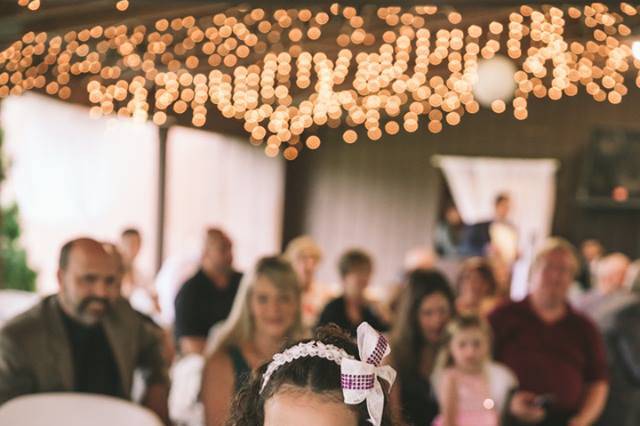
[1,1,639,158]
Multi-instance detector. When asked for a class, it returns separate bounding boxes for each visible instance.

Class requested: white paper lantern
[633,41,640,60]
[473,55,517,107]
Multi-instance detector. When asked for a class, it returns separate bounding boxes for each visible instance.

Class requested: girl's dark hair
[227,325,391,426]
[456,257,498,296]
[390,269,455,379]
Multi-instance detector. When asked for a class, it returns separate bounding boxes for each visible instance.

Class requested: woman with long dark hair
[388,269,456,426]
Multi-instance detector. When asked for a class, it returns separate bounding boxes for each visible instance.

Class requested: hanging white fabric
[1,93,159,294]
[434,155,559,300]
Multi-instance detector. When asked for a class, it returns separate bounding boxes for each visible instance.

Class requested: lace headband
[260,322,397,426]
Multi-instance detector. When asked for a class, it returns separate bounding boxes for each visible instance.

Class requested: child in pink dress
[432,315,517,426]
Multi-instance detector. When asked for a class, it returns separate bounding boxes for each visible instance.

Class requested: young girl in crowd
[432,315,517,426]
[228,323,396,426]
[201,256,306,426]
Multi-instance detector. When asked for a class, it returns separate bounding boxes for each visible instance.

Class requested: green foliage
[0,128,37,291]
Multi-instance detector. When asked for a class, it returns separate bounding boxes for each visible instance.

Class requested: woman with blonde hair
[284,235,336,327]
[201,256,305,426]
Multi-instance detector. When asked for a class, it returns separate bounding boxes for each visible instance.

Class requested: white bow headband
[260,322,397,426]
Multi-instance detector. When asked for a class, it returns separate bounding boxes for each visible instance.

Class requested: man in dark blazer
[0,238,169,422]
[462,192,518,262]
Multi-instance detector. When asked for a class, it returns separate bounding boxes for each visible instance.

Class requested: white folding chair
[0,393,163,426]
[169,353,205,426]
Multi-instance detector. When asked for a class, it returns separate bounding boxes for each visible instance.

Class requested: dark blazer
[461,220,492,256]
[597,299,640,426]
[0,295,168,404]
[316,296,388,336]
[461,220,518,257]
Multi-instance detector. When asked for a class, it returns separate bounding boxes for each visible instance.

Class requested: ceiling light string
[1,3,640,159]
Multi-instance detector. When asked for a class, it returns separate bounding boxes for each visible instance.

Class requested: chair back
[0,393,163,426]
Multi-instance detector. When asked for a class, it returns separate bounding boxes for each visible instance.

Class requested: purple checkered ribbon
[340,373,376,391]
[366,334,388,366]
[341,322,397,426]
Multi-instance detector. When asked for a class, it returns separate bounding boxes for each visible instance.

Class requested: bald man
[0,238,169,423]
[173,228,243,355]
[489,238,608,426]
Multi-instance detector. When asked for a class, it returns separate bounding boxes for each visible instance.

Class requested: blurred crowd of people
[1,195,640,426]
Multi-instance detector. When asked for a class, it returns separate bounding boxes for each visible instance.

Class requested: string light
[115,0,129,12]
[18,0,131,12]
[17,0,40,11]
[2,3,639,158]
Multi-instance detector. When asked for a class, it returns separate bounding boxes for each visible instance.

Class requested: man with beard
[0,238,169,422]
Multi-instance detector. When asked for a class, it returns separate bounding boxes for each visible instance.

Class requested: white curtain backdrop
[435,155,559,299]
[156,126,285,325]
[1,93,159,293]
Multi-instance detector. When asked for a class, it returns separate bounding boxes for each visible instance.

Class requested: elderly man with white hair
[575,253,631,317]
[489,238,608,426]
[574,253,640,426]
